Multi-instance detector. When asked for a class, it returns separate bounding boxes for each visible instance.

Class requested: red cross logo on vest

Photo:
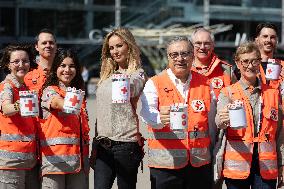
[191,100,205,112]
[69,95,80,106]
[121,87,128,94]
[270,108,278,121]
[211,77,223,89]
[25,100,35,111]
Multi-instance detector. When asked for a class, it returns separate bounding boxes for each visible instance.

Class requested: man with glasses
[191,29,236,185]
[191,28,236,98]
[24,28,57,93]
[140,36,214,189]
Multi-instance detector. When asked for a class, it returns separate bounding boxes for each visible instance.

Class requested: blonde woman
[93,28,146,189]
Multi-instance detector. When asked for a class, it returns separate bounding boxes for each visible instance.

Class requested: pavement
[86,96,225,189]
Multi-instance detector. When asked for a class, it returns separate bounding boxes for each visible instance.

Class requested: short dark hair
[255,23,278,37]
[35,28,56,43]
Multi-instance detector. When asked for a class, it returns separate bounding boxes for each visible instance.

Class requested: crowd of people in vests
[0,22,284,189]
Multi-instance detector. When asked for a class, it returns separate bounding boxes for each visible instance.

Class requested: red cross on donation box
[266,58,281,80]
[25,100,35,111]
[121,87,128,95]
[19,91,39,117]
[63,87,85,115]
[170,103,188,130]
[112,74,130,103]
[69,95,80,106]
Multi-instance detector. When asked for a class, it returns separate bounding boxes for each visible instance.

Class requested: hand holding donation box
[19,91,39,117]
[228,100,247,130]
[112,74,130,103]
[63,87,85,114]
[170,103,188,130]
[265,58,281,80]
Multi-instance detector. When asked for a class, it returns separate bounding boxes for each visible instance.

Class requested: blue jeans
[94,141,143,189]
[225,144,277,189]
[150,163,212,189]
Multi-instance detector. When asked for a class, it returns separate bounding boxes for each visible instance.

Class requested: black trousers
[150,163,212,189]
[94,142,143,189]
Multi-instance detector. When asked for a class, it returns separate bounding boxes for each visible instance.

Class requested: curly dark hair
[42,48,84,91]
[0,43,37,74]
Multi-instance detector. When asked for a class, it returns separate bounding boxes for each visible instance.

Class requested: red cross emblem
[211,78,223,89]
[267,68,273,75]
[25,100,35,111]
[121,87,128,94]
[69,95,80,106]
[270,108,278,121]
[191,100,205,112]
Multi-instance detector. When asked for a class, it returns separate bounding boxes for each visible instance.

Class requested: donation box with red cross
[170,103,188,130]
[112,74,130,103]
[19,91,39,117]
[265,58,281,80]
[63,87,85,114]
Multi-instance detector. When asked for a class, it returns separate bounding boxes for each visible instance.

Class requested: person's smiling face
[192,30,214,64]
[108,35,129,69]
[255,27,277,56]
[56,57,76,86]
[236,51,261,83]
[167,40,193,80]
[8,50,30,80]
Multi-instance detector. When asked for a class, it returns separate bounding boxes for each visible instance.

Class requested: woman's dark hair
[42,48,84,90]
[0,43,36,74]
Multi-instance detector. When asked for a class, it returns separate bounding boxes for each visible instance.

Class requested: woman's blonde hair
[99,27,141,83]
[234,41,261,62]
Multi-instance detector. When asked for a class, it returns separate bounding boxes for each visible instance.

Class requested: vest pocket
[227,127,246,139]
[148,148,188,168]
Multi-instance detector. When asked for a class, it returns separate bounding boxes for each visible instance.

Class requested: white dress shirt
[140,69,191,129]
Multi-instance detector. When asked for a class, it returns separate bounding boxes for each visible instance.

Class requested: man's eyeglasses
[239,58,261,68]
[193,41,212,49]
[10,60,30,65]
[168,51,192,60]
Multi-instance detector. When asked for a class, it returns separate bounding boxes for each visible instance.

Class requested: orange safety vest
[259,59,284,89]
[222,82,279,180]
[148,70,211,169]
[24,66,47,95]
[39,86,90,176]
[192,54,233,98]
[0,80,37,169]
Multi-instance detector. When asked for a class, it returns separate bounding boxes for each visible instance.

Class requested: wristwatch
[14,101,20,111]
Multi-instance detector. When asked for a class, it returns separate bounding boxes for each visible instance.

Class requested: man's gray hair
[190,27,215,42]
[166,36,194,53]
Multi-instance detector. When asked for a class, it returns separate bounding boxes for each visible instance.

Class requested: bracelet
[14,102,19,111]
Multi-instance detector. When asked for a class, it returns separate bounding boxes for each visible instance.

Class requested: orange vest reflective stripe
[192,54,233,98]
[148,71,211,169]
[0,81,36,169]
[259,59,284,89]
[39,86,90,175]
[222,82,278,180]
